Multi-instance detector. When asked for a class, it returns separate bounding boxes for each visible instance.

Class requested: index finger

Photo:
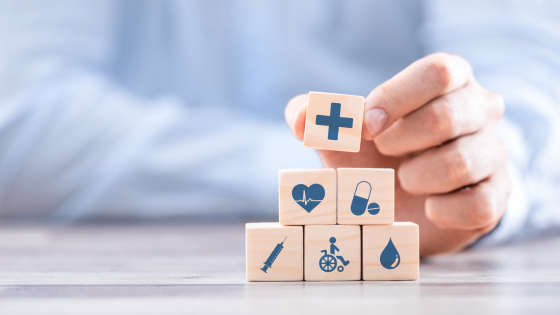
[284,94,308,141]
[363,53,473,139]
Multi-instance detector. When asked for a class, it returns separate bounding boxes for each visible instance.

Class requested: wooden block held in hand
[303,91,364,152]
[362,222,419,281]
[304,225,361,281]
[279,169,336,225]
[337,168,394,225]
[246,223,303,282]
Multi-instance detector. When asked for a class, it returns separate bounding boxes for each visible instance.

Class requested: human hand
[285,53,511,256]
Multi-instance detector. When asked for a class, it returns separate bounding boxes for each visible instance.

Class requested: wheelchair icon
[319,237,350,273]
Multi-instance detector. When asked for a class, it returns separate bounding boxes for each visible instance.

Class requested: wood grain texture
[303,91,364,152]
[246,223,303,282]
[279,169,336,225]
[363,222,419,281]
[337,168,394,225]
[1,222,560,314]
[304,225,361,281]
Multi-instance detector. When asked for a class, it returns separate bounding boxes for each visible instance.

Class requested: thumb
[284,94,308,141]
[363,53,472,138]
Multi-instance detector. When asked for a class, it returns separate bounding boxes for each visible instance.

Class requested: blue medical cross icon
[315,103,354,141]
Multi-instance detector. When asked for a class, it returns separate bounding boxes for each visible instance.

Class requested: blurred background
[0,0,559,245]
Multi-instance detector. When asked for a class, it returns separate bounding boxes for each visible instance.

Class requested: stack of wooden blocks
[246,92,419,282]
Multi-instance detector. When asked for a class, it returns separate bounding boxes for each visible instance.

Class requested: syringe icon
[261,236,287,273]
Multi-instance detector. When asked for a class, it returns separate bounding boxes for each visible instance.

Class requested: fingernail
[364,108,387,137]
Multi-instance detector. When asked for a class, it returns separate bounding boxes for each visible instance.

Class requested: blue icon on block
[316,102,353,140]
[380,238,400,270]
[292,184,325,213]
[319,237,350,273]
[261,236,287,273]
[367,202,380,215]
[351,181,381,216]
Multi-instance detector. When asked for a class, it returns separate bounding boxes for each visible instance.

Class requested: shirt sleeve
[0,0,321,219]
[422,0,560,245]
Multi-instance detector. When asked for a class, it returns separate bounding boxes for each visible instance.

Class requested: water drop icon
[380,238,400,269]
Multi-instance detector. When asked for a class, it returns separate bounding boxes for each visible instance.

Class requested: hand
[285,53,511,256]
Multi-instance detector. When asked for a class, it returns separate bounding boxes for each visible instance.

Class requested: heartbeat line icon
[295,190,322,206]
[291,184,325,213]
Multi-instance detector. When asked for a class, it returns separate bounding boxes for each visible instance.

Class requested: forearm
[423,0,560,243]
[0,72,321,218]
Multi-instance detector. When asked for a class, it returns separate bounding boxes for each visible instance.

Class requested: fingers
[284,94,308,141]
[363,53,473,139]
[398,129,508,195]
[375,82,505,156]
[425,164,511,230]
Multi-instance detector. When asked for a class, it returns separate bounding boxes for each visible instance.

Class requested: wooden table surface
[0,221,559,314]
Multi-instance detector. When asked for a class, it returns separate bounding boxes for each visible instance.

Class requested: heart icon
[292,184,325,213]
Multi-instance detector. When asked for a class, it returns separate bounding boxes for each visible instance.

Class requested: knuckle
[426,99,459,138]
[424,198,443,226]
[468,189,496,226]
[377,86,393,106]
[488,91,505,118]
[425,53,454,91]
[378,84,404,113]
[441,145,471,183]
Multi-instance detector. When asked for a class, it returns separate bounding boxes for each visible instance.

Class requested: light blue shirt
[0,0,559,245]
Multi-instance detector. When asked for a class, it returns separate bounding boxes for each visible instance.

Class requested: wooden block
[337,168,394,225]
[362,222,419,281]
[303,91,365,152]
[246,223,303,282]
[304,225,361,281]
[279,169,336,225]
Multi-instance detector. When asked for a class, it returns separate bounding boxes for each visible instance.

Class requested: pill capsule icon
[351,181,371,216]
